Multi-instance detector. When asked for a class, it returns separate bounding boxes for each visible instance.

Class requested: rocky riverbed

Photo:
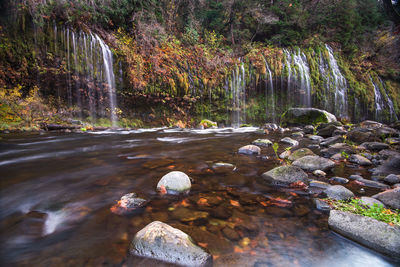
[1,111,400,266]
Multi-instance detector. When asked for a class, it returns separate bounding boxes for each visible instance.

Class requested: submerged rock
[328,210,400,258]
[238,145,261,155]
[372,188,400,210]
[252,139,272,147]
[130,221,212,266]
[211,162,236,173]
[288,148,315,161]
[280,137,299,147]
[261,166,308,186]
[292,156,335,171]
[281,108,336,126]
[157,171,191,194]
[324,185,354,200]
[111,193,147,215]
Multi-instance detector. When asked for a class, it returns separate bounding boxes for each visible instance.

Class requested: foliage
[272,142,279,160]
[327,198,400,226]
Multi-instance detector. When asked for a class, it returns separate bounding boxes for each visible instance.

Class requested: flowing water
[0,130,398,267]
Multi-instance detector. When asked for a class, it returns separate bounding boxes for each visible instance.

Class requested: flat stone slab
[372,188,400,210]
[328,210,400,258]
[130,221,212,266]
[292,155,335,171]
[261,166,308,186]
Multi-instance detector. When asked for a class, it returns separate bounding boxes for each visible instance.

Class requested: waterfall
[320,45,348,118]
[371,76,398,122]
[292,49,311,107]
[230,61,246,128]
[53,24,118,126]
[263,57,276,122]
[283,49,292,108]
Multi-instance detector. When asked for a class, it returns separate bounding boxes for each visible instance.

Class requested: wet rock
[279,150,291,159]
[360,142,390,152]
[280,137,299,147]
[210,204,232,219]
[348,154,372,166]
[384,174,400,185]
[172,207,208,222]
[360,197,385,208]
[372,188,400,210]
[324,185,354,200]
[111,193,147,215]
[222,227,240,241]
[308,135,324,143]
[294,204,310,216]
[130,221,212,266]
[211,163,235,173]
[372,156,400,177]
[329,177,349,184]
[318,125,343,137]
[347,128,378,143]
[200,119,217,129]
[263,123,279,131]
[157,171,191,194]
[143,158,174,169]
[386,137,400,145]
[288,148,315,161]
[261,166,308,186]
[291,127,303,132]
[330,153,344,161]
[292,131,304,138]
[359,120,383,129]
[304,125,315,134]
[281,108,336,126]
[292,156,335,171]
[308,144,320,150]
[313,170,326,177]
[328,210,400,258]
[321,143,355,158]
[238,145,261,155]
[375,126,399,138]
[348,175,389,189]
[378,149,400,160]
[266,206,294,217]
[252,139,272,147]
[314,199,331,212]
[333,128,347,136]
[320,136,344,147]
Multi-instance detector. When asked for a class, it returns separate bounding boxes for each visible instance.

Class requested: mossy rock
[288,148,316,161]
[200,119,217,128]
[281,108,336,127]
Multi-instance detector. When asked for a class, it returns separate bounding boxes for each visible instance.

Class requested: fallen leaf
[230,200,240,207]
[234,246,244,253]
[159,185,167,195]
[260,201,268,207]
[197,198,209,206]
[167,165,175,170]
[198,242,208,248]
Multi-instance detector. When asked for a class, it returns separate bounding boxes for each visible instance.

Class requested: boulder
[238,145,261,155]
[281,108,336,126]
[288,148,315,161]
[292,156,335,171]
[292,131,304,138]
[251,139,272,147]
[328,210,400,258]
[372,156,400,177]
[348,154,372,166]
[308,135,324,143]
[347,128,379,143]
[304,125,315,134]
[321,143,355,158]
[130,221,212,266]
[360,142,390,152]
[372,188,400,210]
[280,137,299,147]
[324,185,354,200]
[320,136,344,147]
[157,171,191,193]
[261,166,308,186]
[318,125,343,137]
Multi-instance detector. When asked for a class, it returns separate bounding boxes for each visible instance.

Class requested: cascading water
[319,45,348,119]
[263,57,276,122]
[230,61,246,128]
[52,24,118,126]
[370,76,398,122]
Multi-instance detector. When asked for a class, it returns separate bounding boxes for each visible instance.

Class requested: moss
[281,108,331,126]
